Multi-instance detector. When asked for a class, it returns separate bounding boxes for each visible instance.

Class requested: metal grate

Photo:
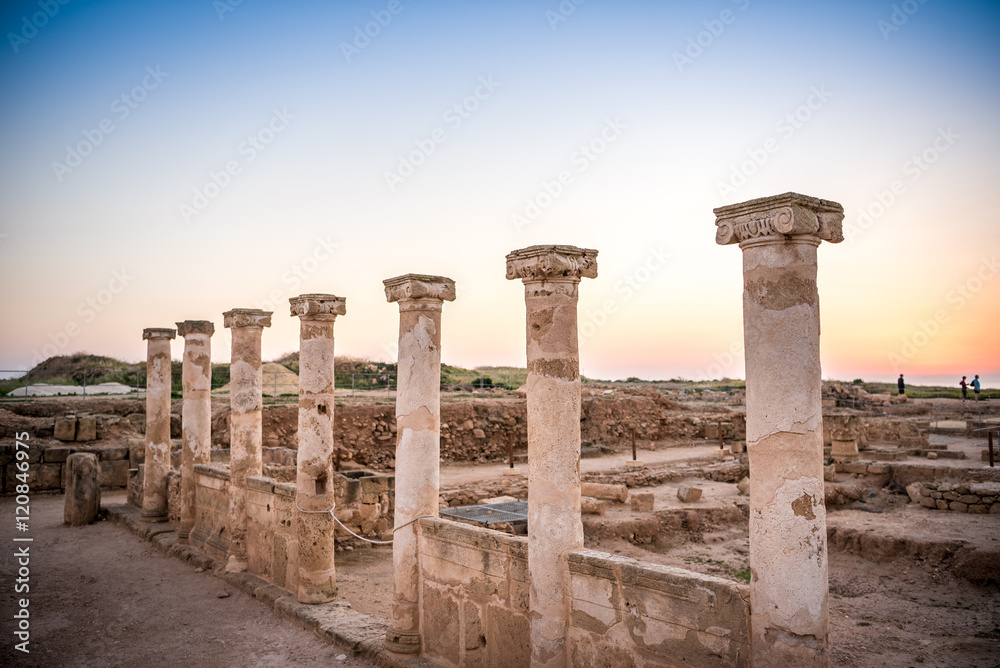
[440,500,528,529]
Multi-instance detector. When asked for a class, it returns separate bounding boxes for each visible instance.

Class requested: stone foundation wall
[0,442,132,494]
[913,481,1000,514]
[189,464,231,561]
[416,518,751,667]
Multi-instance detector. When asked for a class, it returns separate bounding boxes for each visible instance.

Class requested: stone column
[141,327,175,522]
[506,245,597,668]
[383,274,456,654]
[714,192,844,667]
[175,320,215,543]
[289,294,346,604]
[223,308,272,572]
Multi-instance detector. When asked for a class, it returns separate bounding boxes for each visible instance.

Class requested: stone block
[54,417,77,442]
[64,453,100,525]
[100,447,130,461]
[919,496,937,508]
[958,495,980,505]
[949,501,968,512]
[990,504,1000,514]
[630,492,655,512]
[737,477,750,496]
[99,460,129,488]
[128,466,144,508]
[581,482,628,503]
[677,485,703,503]
[905,483,923,503]
[967,504,987,514]
[581,497,606,515]
[935,499,948,510]
[943,491,960,502]
[128,438,145,466]
[823,464,836,482]
[44,447,72,463]
[76,416,97,441]
[866,463,889,474]
[926,452,938,460]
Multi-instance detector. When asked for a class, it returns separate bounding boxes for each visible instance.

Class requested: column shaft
[224,309,271,573]
[291,293,345,603]
[177,321,214,542]
[141,329,175,522]
[383,275,455,655]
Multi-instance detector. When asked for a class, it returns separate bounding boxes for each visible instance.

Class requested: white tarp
[7,382,136,397]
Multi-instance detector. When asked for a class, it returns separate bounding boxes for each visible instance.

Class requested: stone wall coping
[194,464,231,481]
[273,482,297,498]
[246,476,275,493]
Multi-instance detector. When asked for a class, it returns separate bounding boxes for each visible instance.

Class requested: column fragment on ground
[176,320,214,543]
[506,245,597,668]
[382,274,456,654]
[223,308,272,572]
[289,294,346,604]
[140,327,175,522]
[715,192,844,667]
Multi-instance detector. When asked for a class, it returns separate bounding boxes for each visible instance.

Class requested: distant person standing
[960,376,968,401]
[971,375,981,400]
[897,374,905,395]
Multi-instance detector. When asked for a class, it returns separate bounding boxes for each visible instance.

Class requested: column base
[501,467,522,476]
[625,460,644,469]
[177,526,191,544]
[384,628,421,654]
[139,510,168,523]
[225,554,249,573]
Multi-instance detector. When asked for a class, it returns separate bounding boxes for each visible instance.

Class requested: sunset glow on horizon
[1,0,998,387]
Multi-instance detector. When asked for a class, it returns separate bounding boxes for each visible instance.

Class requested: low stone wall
[0,442,131,494]
[913,481,1000,514]
[416,518,751,667]
[189,464,231,561]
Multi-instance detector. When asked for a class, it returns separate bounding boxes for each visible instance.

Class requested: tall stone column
[223,308,272,572]
[176,320,214,543]
[289,294,346,604]
[141,328,175,522]
[506,245,597,668]
[383,274,456,654]
[715,193,844,667]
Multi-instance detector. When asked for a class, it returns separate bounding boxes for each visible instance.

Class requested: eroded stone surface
[141,327,175,522]
[223,309,271,572]
[289,294,344,604]
[716,193,843,667]
[507,245,596,668]
[383,274,455,653]
[176,320,214,543]
[64,452,100,525]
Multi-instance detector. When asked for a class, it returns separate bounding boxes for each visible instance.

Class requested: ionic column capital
[142,328,176,341]
[384,274,457,306]
[176,320,215,337]
[289,294,346,321]
[714,192,844,248]
[505,244,598,283]
[223,308,272,329]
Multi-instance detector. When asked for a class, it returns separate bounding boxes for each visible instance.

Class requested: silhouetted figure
[960,376,968,401]
[897,374,905,396]
[972,375,981,401]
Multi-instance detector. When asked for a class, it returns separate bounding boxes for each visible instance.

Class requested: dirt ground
[0,491,374,668]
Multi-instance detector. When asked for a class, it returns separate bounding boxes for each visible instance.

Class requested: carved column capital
[505,244,598,283]
[223,309,272,329]
[176,320,215,337]
[142,328,176,341]
[714,192,844,248]
[289,294,346,321]
[384,274,457,305]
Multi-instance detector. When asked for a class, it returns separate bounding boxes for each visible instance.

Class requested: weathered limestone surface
[383,274,455,654]
[290,294,346,604]
[223,308,272,572]
[507,245,597,668]
[64,452,100,525]
[176,320,214,543]
[716,192,843,667]
[140,327,175,522]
